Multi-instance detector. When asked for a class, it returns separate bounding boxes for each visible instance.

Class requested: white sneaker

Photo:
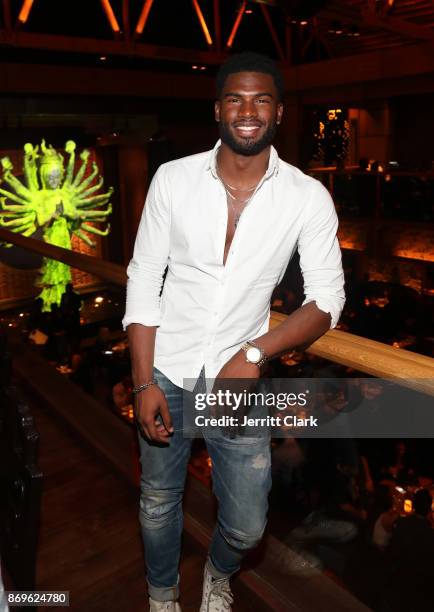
[149,597,181,611]
[199,562,233,612]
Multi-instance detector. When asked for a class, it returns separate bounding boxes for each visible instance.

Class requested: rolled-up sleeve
[298,180,345,329]
[122,166,170,330]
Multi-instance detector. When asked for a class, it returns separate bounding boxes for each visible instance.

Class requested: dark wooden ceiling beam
[333,41,409,54]
[0,61,215,98]
[299,73,434,105]
[2,0,12,32]
[398,9,434,18]
[260,4,286,61]
[321,1,434,42]
[213,0,221,53]
[360,7,434,41]
[122,0,130,41]
[0,29,227,64]
[1,42,433,101]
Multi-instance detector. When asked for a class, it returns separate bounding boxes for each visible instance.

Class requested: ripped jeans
[138,367,271,602]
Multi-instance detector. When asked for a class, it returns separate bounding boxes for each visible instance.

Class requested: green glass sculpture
[0,140,112,311]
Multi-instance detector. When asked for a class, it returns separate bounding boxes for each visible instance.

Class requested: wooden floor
[33,403,252,612]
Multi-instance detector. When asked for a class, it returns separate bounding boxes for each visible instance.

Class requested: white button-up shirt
[123,140,345,389]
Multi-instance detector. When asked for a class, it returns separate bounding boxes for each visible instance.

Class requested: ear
[276,102,283,126]
[214,100,220,123]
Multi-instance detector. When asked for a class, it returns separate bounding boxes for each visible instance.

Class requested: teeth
[237,126,258,131]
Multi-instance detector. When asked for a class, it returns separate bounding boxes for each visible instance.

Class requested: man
[123,52,345,612]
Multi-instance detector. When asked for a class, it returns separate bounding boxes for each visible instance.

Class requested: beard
[219,120,277,156]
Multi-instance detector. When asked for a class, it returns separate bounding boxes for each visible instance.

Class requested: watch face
[246,346,262,363]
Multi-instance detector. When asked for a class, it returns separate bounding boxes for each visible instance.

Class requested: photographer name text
[194,415,318,428]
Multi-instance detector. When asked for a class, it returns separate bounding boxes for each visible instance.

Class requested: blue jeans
[138,368,272,602]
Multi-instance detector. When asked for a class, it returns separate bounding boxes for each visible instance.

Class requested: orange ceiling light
[135,0,155,35]
[18,0,35,24]
[192,0,213,46]
[226,1,247,49]
[100,0,121,33]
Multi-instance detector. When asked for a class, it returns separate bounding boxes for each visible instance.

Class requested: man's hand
[134,384,174,443]
[212,351,261,431]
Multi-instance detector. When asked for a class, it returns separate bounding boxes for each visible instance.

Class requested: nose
[238,99,257,119]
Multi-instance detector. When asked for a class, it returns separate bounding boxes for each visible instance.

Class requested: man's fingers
[155,418,170,437]
[144,416,169,442]
[140,422,151,440]
[134,388,173,443]
[159,398,174,433]
[155,418,165,431]
[145,418,158,440]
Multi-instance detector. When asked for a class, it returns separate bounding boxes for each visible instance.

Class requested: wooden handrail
[309,167,434,178]
[271,312,434,395]
[1,227,434,394]
[0,228,126,286]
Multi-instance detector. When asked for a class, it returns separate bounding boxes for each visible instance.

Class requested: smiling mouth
[234,124,262,137]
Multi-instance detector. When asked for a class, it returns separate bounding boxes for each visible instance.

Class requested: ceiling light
[135,0,155,35]
[192,0,213,46]
[100,0,121,33]
[18,0,35,24]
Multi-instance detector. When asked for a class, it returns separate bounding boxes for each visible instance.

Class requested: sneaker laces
[209,578,233,610]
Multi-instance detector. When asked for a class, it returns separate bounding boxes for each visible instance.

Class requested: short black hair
[216,52,284,101]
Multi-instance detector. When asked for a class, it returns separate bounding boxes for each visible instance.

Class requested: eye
[256,98,270,104]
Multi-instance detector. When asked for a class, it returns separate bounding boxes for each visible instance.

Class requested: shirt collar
[207,139,280,179]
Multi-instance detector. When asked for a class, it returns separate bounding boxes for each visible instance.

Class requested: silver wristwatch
[240,340,268,368]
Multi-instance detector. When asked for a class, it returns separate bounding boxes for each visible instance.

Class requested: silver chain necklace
[217,165,259,228]
[223,184,255,228]
[223,178,257,192]
[217,164,258,193]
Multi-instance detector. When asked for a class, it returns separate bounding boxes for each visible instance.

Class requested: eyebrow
[223,92,274,98]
